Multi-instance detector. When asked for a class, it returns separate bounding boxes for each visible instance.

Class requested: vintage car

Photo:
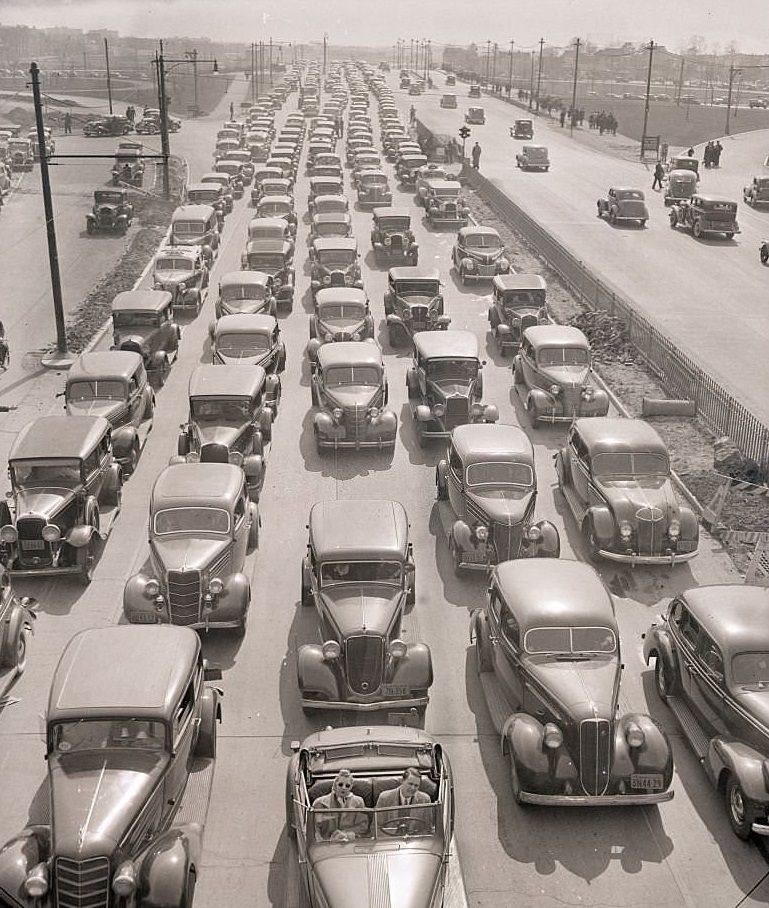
[423,180,469,228]
[488,274,548,354]
[743,176,769,207]
[407,331,498,446]
[287,726,458,906]
[134,115,161,134]
[111,289,180,386]
[762,241,769,265]
[351,152,382,185]
[513,325,609,427]
[0,565,35,698]
[85,188,133,235]
[515,144,550,172]
[0,625,221,908]
[0,415,122,582]
[310,152,343,179]
[469,84,481,97]
[556,417,699,563]
[471,559,674,805]
[215,270,277,319]
[310,237,363,297]
[175,365,271,498]
[415,164,449,205]
[151,245,209,314]
[254,194,297,233]
[252,176,294,205]
[298,499,427,710]
[7,138,33,171]
[357,169,392,207]
[246,216,295,259]
[466,106,485,125]
[224,149,255,183]
[446,74,456,86]
[310,210,353,239]
[313,195,350,219]
[396,153,429,187]
[252,163,284,191]
[452,225,509,282]
[215,160,245,195]
[308,177,344,212]
[440,93,458,109]
[308,288,374,360]
[644,585,769,837]
[436,423,559,570]
[669,195,740,239]
[111,148,144,186]
[667,154,699,180]
[311,343,397,453]
[384,267,450,345]
[168,204,220,266]
[664,169,698,206]
[63,351,154,476]
[124,463,257,629]
[510,118,534,139]
[214,138,241,163]
[210,313,286,385]
[371,207,418,264]
[241,238,295,309]
[597,187,649,227]
[187,180,228,220]
[83,114,131,136]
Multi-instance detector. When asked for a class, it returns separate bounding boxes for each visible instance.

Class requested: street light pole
[269,37,273,87]
[507,40,514,94]
[640,39,655,157]
[535,38,545,112]
[570,38,581,136]
[103,38,113,114]
[189,48,199,117]
[726,64,738,136]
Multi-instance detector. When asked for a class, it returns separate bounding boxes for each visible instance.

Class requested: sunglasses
[336,781,353,789]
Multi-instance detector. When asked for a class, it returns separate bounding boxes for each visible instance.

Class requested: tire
[654,655,677,703]
[596,202,602,218]
[247,515,259,552]
[436,470,448,501]
[669,211,678,228]
[458,267,465,285]
[450,538,463,577]
[105,475,122,508]
[582,520,601,562]
[609,209,617,225]
[762,247,769,265]
[639,219,647,228]
[726,776,757,840]
[301,573,313,607]
[77,540,96,584]
[181,871,196,908]
[475,618,493,673]
[311,385,320,408]
[725,232,734,240]
[509,754,524,805]
[124,440,139,477]
[86,221,95,235]
[693,219,703,238]
[406,574,415,606]
[1,623,29,674]
[513,358,524,386]
[526,398,539,428]
[144,392,155,421]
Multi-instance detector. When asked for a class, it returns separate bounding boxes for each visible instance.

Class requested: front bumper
[300,694,428,711]
[520,789,674,806]
[462,265,506,280]
[597,547,698,565]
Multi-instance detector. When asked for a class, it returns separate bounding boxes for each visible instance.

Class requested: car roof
[493,274,546,291]
[314,194,349,204]
[310,499,409,561]
[246,238,292,254]
[315,288,367,305]
[312,212,350,223]
[494,560,616,631]
[112,289,173,312]
[48,626,200,723]
[67,351,143,384]
[310,176,343,186]
[669,169,698,179]
[156,245,200,259]
[172,204,216,220]
[451,423,533,462]
[312,237,358,251]
[10,415,110,461]
[151,462,244,509]
[574,417,668,455]
[248,217,289,231]
[459,225,499,239]
[680,586,769,656]
[358,169,387,178]
[389,266,440,281]
[187,182,221,193]
[414,329,478,359]
[426,179,461,190]
[523,144,547,151]
[317,340,382,368]
[693,194,735,205]
[219,270,271,288]
[257,195,293,206]
[214,312,277,334]
[188,363,266,398]
[523,325,588,348]
[374,207,410,219]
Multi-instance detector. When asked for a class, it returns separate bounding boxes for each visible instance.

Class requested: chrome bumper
[300,695,429,711]
[598,548,698,565]
[520,789,674,806]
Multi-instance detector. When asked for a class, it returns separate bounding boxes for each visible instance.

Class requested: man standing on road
[409,105,416,126]
[229,101,234,120]
[63,112,72,135]
[471,142,481,170]
[652,161,665,191]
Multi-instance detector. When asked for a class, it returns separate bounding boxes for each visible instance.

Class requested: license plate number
[132,613,159,624]
[20,539,45,551]
[381,684,410,697]
[630,773,663,790]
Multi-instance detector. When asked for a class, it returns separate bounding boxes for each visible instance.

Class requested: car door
[232,490,249,568]
[488,588,525,708]
[689,630,729,737]
[567,428,590,505]
[164,673,200,810]
[446,443,465,519]
[128,372,143,425]
[668,599,699,701]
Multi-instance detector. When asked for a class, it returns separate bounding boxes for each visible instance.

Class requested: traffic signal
[458,126,471,139]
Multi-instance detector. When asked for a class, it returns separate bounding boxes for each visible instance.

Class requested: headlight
[402,307,412,319]
[145,578,160,597]
[475,525,489,542]
[388,638,407,659]
[432,403,445,417]
[368,406,380,419]
[344,275,354,285]
[384,235,392,246]
[112,862,137,898]
[24,864,49,899]
[0,525,17,544]
[332,407,344,421]
[582,386,595,400]
[352,332,361,341]
[323,275,331,285]
[625,723,645,748]
[462,257,475,270]
[153,280,163,290]
[668,519,681,539]
[498,257,509,269]
[209,577,224,595]
[322,639,341,659]
[619,520,633,540]
[527,525,542,542]
[543,723,563,749]
[549,384,561,396]
[42,523,61,542]
[323,332,333,342]
[179,282,187,293]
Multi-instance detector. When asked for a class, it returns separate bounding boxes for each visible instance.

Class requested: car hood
[152,536,229,572]
[154,269,191,285]
[595,478,679,521]
[319,583,403,636]
[466,489,532,524]
[462,246,503,262]
[96,204,120,214]
[527,658,618,720]
[67,399,126,422]
[221,298,268,315]
[325,387,380,409]
[539,365,590,386]
[50,751,168,860]
[428,379,473,399]
[397,294,439,309]
[313,849,441,908]
[15,488,77,522]
[115,332,149,351]
[216,349,272,368]
[317,317,367,338]
[196,423,249,450]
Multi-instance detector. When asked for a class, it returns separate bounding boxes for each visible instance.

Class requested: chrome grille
[491,523,523,563]
[345,635,384,695]
[329,271,345,287]
[562,386,582,416]
[520,314,539,332]
[579,719,611,796]
[16,518,50,563]
[167,569,201,625]
[444,395,468,430]
[209,549,231,579]
[343,404,367,437]
[388,234,403,250]
[56,856,110,908]
[635,507,664,555]
[17,517,44,541]
[409,305,428,331]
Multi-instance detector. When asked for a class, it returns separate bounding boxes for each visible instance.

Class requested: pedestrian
[471,141,481,170]
[229,101,234,120]
[652,161,665,191]
[559,108,566,127]
[714,140,723,167]
[703,142,713,168]
[334,114,343,138]
[686,146,695,157]
[598,111,606,135]
[63,112,72,135]
[409,104,416,126]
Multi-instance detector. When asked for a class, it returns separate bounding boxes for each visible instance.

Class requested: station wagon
[215,270,277,319]
[488,274,549,354]
[111,289,180,385]
[384,267,449,345]
[307,288,374,360]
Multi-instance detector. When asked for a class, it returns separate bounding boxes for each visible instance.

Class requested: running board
[480,671,513,736]
[174,757,215,826]
[666,696,710,761]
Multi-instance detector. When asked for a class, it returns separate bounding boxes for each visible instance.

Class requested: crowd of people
[588,110,618,134]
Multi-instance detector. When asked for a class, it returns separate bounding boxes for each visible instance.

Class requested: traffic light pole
[459,125,470,160]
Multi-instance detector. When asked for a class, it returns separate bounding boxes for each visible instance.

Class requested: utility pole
[410,38,414,73]
[155,45,171,200]
[492,42,498,89]
[269,38,273,87]
[675,57,685,106]
[29,62,70,366]
[485,40,491,86]
[528,50,535,109]
[570,38,581,136]
[323,33,327,74]
[425,39,431,83]
[104,38,113,114]
[535,37,545,112]
[507,40,514,94]
[640,39,655,157]
[190,48,198,117]
[250,42,256,103]
[726,64,739,136]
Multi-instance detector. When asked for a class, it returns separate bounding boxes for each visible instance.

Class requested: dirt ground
[464,186,769,574]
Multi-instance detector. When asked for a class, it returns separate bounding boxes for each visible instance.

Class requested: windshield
[155,258,193,272]
[248,254,285,270]
[216,333,271,357]
[320,560,403,586]
[361,174,388,186]
[316,199,347,214]
[319,304,365,321]
[466,461,534,489]
[51,719,166,754]
[154,506,230,535]
[432,187,459,198]
[173,221,208,237]
[318,250,355,267]
[537,347,589,366]
[191,396,251,423]
[95,192,123,205]
[525,626,617,655]
[11,459,82,488]
[615,190,644,201]
[395,281,439,296]
[324,365,380,387]
[732,653,769,687]
[502,291,544,308]
[188,190,220,204]
[113,311,159,328]
[221,283,267,301]
[379,218,410,231]
[67,380,126,402]
[425,358,478,382]
[316,221,348,236]
[465,234,502,249]
[307,802,437,844]
[591,452,669,479]
[259,202,290,216]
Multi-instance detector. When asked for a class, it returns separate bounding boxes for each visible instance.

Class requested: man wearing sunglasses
[313,769,369,842]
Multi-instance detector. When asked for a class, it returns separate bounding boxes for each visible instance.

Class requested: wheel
[475,618,493,673]
[669,211,678,228]
[639,219,647,228]
[693,219,703,238]
[86,221,95,235]
[654,655,677,703]
[726,776,757,840]
[310,385,320,407]
[609,208,617,225]
[459,267,466,285]
[596,202,602,218]
[436,470,448,501]
[509,754,524,805]
[526,398,539,428]
[762,246,769,265]
[450,538,463,576]
[105,477,122,508]
[415,422,427,448]
[247,514,259,552]
[181,871,196,908]
[582,521,601,562]
[513,358,524,386]
[143,392,155,421]
[406,574,415,606]
[123,441,139,477]
[387,324,403,347]
[77,541,96,584]
[1,624,29,674]
[301,573,313,607]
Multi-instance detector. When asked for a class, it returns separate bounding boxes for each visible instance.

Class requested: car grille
[329,270,345,287]
[388,234,403,250]
[635,506,664,555]
[343,404,368,437]
[579,719,611,796]
[16,517,51,563]
[167,569,201,625]
[442,203,457,217]
[98,209,115,223]
[345,635,384,695]
[444,395,468,430]
[561,385,582,416]
[491,522,523,563]
[520,314,539,332]
[409,305,428,331]
[55,856,110,908]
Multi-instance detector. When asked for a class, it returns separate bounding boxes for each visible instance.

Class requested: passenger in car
[313,769,369,842]
[375,766,430,829]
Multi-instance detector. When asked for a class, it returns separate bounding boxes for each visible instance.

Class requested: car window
[68,380,126,402]
[173,681,195,744]
[677,609,701,649]
[524,626,616,654]
[234,495,246,527]
[449,446,463,480]
[697,633,724,679]
[320,560,402,586]
[498,600,520,648]
[53,719,166,753]
[83,448,100,477]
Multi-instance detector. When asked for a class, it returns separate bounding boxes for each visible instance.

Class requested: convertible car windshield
[615,190,644,201]
[591,452,669,479]
[308,802,438,844]
[113,312,160,328]
[221,285,267,301]
[317,250,356,267]
[379,217,410,231]
[52,719,166,754]
[395,281,439,296]
[320,560,402,586]
[155,258,193,272]
[525,626,617,655]
[154,506,230,535]
[247,255,285,270]
[318,304,365,320]
[94,192,124,205]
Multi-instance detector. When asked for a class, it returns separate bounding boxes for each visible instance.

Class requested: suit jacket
[375,786,431,830]
[312,792,369,840]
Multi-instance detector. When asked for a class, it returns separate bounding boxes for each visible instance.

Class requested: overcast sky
[1,0,767,54]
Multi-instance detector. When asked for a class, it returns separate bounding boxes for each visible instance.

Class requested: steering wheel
[379,816,431,836]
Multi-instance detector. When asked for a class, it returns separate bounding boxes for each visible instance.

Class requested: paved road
[0,70,768,908]
[397,77,769,430]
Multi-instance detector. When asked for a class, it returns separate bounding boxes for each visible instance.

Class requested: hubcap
[730,785,746,824]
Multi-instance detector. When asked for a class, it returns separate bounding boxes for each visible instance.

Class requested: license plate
[630,773,663,790]
[132,613,159,624]
[381,684,410,697]
[20,540,45,551]
[479,265,496,275]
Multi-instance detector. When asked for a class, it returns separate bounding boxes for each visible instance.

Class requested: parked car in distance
[216,270,277,319]
[515,144,550,172]
[110,289,180,386]
[152,245,209,315]
[83,114,131,136]
[488,274,548,354]
[308,288,374,360]
[298,499,427,711]
[440,93,457,108]
[452,225,509,282]
[446,74,456,85]
[597,187,649,227]
[510,118,534,139]
[669,195,740,239]
[0,625,222,908]
[210,312,286,387]
[644,585,769,837]
[664,169,698,206]
[513,325,609,427]
[63,350,154,475]
[743,175,769,206]
[472,559,674,805]
[384,267,449,345]
[0,415,122,582]
[371,207,418,264]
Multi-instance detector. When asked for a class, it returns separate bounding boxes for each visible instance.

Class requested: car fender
[137,827,202,908]
[642,625,678,674]
[86,212,96,226]
[210,573,250,621]
[391,642,433,690]
[297,644,338,700]
[591,388,610,415]
[522,520,560,558]
[586,506,614,545]
[415,404,432,423]
[2,599,35,660]
[483,404,499,423]
[265,373,280,398]
[709,739,769,804]
[0,827,50,904]
[314,411,335,435]
[527,386,552,412]
[112,425,138,459]
[307,338,322,361]
[614,713,674,784]
[371,410,397,436]
[243,454,263,489]
[451,520,476,552]
[208,320,216,342]
[65,522,99,548]
[123,573,155,617]
[502,714,562,788]
[679,506,699,541]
